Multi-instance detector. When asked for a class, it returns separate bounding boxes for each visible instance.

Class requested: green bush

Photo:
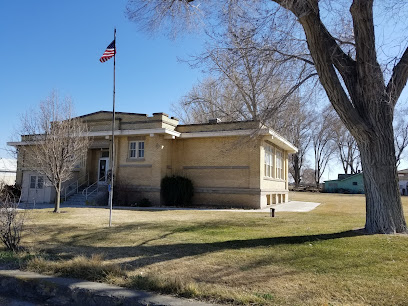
[161,175,194,207]
[138,198,152,207]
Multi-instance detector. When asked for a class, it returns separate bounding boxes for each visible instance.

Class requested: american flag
[99,40,116,63]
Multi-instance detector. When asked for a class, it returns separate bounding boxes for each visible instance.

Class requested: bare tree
[283,97,314,187]
[174,25,317,126]
[127,0,408,233]
[394,108,408,167]
[330,109,361,174]
[171,77,246,123]
[312,105,336,188]
[332,105,405,172]
[19,92,90,213]
[299,167,315,187]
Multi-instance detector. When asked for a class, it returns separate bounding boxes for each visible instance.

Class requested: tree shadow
[31,226,366,270]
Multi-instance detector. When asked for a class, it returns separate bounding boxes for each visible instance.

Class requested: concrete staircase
[62,184,107,206]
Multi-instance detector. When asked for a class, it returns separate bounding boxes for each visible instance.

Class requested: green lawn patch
[3,192,407,305]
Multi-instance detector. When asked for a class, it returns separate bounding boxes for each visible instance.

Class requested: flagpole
[109,28,116,227]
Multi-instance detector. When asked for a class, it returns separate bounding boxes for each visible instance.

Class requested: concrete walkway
[271,201,320,212]
[0,269,217,306]
[18,201,320,213]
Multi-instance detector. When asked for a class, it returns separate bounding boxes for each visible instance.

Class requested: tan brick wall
[192,192,261,209]
[259,139,290,207]
[170,136,260,188]
[116,135,153,186]
[109,133,291,208]
[164,136,263,208]
[113,133,171,206]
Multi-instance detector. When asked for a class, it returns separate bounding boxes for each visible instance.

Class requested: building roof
[8,111,298,153]
[325,172,363,183]
[77,110,149,118]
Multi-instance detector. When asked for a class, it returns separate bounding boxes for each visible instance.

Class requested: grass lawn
[2,192,408,305]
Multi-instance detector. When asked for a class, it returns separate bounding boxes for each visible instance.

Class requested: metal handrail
[82,176,105,200]
[62,173,90,201]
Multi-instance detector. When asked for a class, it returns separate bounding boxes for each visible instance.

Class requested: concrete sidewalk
[0,269,217,306]
[114,201,321,213]
[18,201,320,213]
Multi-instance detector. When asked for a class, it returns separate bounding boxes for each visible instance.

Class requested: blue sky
[0,0,204,158]
[1,1,407,174]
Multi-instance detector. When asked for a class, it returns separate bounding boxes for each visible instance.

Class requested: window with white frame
[129,141,145,159]
[276,149,284,179]
[264,144,274,178]
[30,175,44,189]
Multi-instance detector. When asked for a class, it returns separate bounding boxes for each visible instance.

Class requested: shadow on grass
[29,223,366,270]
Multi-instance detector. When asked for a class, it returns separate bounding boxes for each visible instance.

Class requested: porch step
[63,185,108,206]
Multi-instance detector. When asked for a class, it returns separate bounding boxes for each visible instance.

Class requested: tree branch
[288,4,369,135]
[386,46,408,107]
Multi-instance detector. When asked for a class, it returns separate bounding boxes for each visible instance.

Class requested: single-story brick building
[9,111,297,208]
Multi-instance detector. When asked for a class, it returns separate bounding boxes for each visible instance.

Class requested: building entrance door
[27,174,45,203]
[98,158,109,184]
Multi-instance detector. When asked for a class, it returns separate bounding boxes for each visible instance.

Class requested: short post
[270,207,275,217]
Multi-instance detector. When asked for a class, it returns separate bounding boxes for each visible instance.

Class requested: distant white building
[398,169,408,196]
[0,158,17,186]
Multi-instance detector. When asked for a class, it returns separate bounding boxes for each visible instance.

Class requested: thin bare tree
[19,92,90,213]
[330,109,361,174]
[174,25,317,126]
[172,77,246,123]
[127,0,408,233]
[283,97,314,187]
[312,105,336,188]
[394,108,408,167]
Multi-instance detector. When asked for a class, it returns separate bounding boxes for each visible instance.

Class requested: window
[74,154,87,169]
[30,176,36,189]
[264,144,274,178]
[37,176,44,189]
[129,141,145,159]
[352,182,358,186]
[276,149,283,179]
[30,176,44,189]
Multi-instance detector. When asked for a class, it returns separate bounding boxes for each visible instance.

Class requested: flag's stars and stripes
[99,40,116,63]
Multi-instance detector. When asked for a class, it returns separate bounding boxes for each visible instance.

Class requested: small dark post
[270,207,275,217]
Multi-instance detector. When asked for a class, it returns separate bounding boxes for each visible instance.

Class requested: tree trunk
[292,2,408,234]
[358,124,407,234]
[291,153,301,187]
[54,181,61,213]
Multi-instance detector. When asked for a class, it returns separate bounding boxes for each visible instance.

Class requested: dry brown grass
[5,193,408,305]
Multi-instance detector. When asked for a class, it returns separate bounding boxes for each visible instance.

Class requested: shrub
[138,198,152,207]
[0,184,21,202]
[161,175,194,207]
[0,187,26,252]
